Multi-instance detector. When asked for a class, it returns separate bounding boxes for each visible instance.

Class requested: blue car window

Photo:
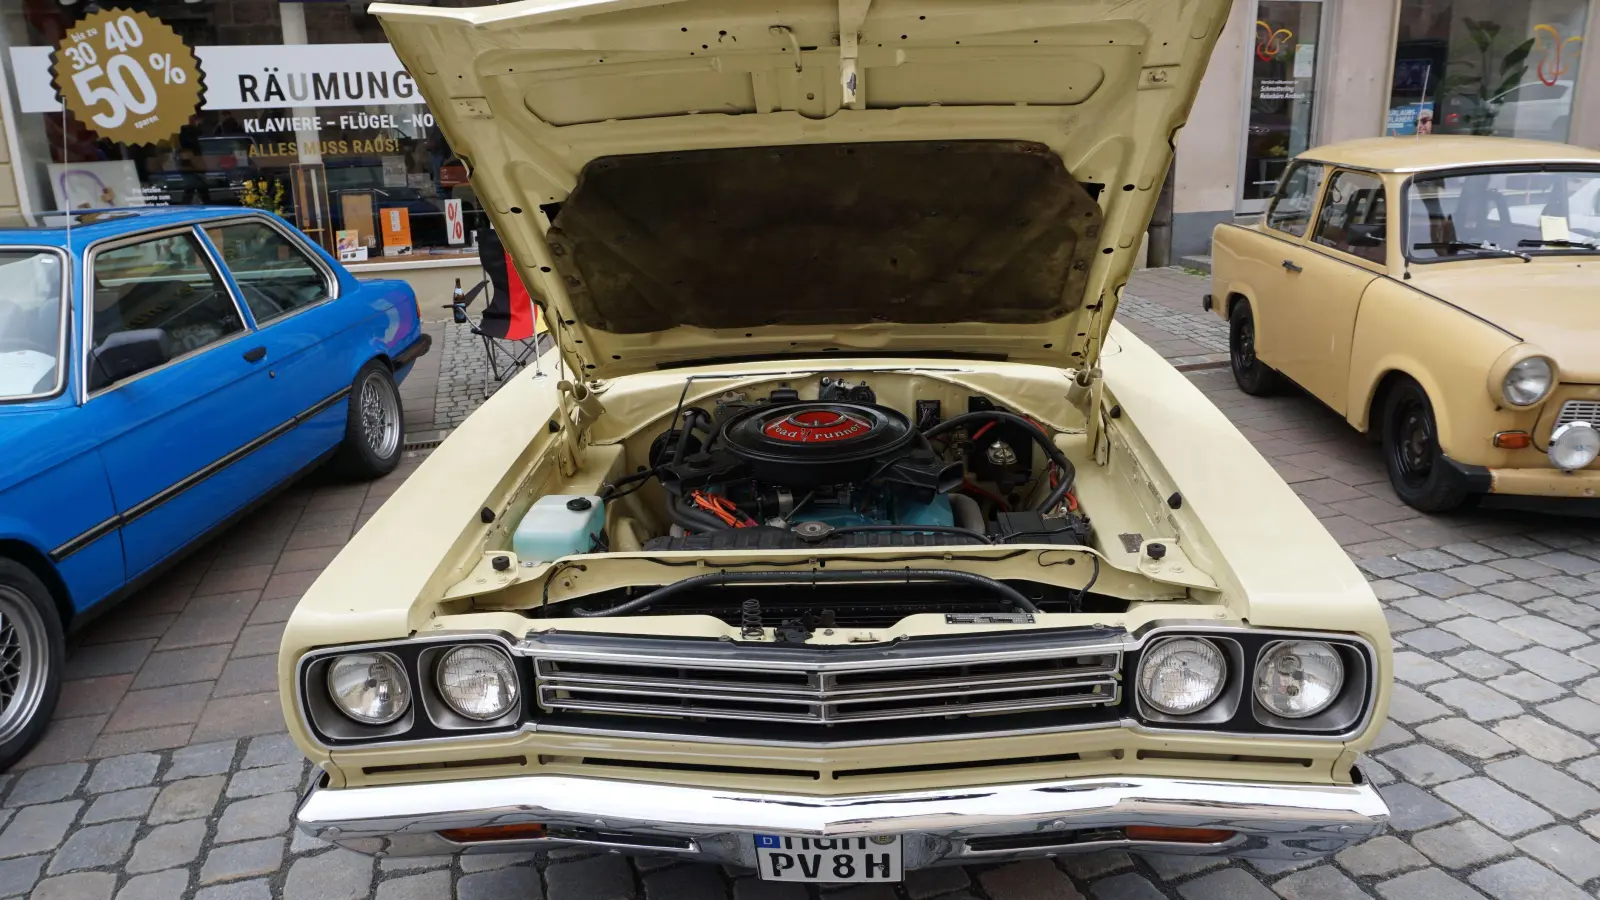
[0,251,65,401]
[88,231,243,391]
[204,221,331,324]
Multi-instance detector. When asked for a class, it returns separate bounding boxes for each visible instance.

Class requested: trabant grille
[533,645,1121,727]
[1556,400,1600,428]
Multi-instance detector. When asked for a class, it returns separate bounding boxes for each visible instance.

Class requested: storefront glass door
[1239,0,1325,213]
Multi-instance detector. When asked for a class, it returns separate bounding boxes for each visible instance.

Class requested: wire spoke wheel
[359,371,401,460]
[0,588,49,748]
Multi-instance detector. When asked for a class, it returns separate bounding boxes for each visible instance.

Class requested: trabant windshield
[1407,167,1600,261]
[0,250,66,401]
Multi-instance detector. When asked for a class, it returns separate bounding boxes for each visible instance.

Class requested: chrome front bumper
[296,772,1388,866]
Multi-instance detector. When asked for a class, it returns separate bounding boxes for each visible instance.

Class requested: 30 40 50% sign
[53,9,203,146]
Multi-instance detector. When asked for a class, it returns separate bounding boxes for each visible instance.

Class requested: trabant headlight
[1254,641,1343,719]
[436,645,519,720]
[327,652,410,724]
[1502,357,1555,407]
[1550,422,1600,471]
[1137,638,1226,715]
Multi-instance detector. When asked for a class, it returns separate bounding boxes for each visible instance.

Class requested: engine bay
[617,377,1091,553]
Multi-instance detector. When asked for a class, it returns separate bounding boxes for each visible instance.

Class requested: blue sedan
[0,207,429,766]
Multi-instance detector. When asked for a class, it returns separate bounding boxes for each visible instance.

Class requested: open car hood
[373,0,1231,379]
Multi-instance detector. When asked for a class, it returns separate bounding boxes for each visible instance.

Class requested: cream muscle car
[1211,136,1600,512]
[279,0,1391,883]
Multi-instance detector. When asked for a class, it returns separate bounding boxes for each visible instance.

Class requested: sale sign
[444,199,465,245]
[52,9,203,146]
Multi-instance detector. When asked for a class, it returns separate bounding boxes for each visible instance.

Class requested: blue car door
[83,226,276,579]
[199,217,372,477]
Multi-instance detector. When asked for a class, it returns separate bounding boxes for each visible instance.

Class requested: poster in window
[381,207,412,257]
[444,199,466,245]
[381,157,407,188]
[336,230,367,263]
[47,160,144,209]
[51,10,203,146]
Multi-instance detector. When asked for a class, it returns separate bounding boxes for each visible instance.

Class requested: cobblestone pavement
[13,267,1600,899]
[431,323,559,431]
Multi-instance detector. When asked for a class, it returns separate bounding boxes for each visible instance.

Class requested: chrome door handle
[1282,259,1303,273]
[242,346,267,363]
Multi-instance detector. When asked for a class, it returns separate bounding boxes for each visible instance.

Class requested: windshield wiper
[1414,241,1532,262]
[1518,238,1600,250]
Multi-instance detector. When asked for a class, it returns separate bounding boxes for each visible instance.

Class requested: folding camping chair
[447,226,552,396]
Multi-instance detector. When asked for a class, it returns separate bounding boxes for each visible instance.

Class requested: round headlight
[1138,638,1227,716]
[1550,421,1600,471]
[1503,357,1555,407]
[1254,641,1343,719]
[436,645,519,721]
[327,652,410,725]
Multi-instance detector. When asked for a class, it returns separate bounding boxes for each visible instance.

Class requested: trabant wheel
[336,361,404,480]
[1381,378,1469,513]
[1228,301,1281,396]
[0,559,64,771]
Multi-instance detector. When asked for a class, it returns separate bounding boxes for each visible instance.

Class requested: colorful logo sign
[1534,23,1584,87]
[52,9,203,146]
[1256,21,1293,62]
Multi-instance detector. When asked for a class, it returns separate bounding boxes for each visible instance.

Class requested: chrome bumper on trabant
[295,772,1388,866]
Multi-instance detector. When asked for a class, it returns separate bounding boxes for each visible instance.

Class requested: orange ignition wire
[972,421,998,441]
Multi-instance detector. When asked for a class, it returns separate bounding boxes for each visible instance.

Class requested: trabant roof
[0,206,255,249]
[1299,136,1600,174]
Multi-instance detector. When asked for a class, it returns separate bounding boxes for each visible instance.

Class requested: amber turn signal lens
[1494,431,1532,450]
[1123,826,1236,844]
[439,823,547,843]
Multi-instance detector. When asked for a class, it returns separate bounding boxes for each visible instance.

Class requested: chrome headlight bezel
[297,635,528,747]
[1132,628,1375,739]
[1550,421,1600,471]
[1501,356,1555,408]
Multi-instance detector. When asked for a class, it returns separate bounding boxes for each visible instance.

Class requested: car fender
[1346,279,1518,457]
[348,278,422,383]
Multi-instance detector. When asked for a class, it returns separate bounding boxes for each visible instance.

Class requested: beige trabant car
[278,0,1391,884]
[1212,136,1600,512]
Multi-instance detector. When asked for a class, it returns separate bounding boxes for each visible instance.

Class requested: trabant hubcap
[1391,399,1436,487]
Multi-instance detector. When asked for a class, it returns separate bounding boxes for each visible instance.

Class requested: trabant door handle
[242,346,267,363]
[1281,259,1303,273]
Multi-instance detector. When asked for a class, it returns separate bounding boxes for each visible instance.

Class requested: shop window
[1265,162,1325,237]
[1313,171,1387,263]
[88,232,242,389]
[3,0,487,262]
[1390,1,1587,142]
[205,220,331,323]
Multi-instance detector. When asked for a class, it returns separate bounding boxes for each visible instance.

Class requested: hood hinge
[838,0,872,108]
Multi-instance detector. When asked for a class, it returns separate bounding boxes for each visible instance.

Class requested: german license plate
[753,833,903,882]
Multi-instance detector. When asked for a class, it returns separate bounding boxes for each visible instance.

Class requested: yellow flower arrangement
[238,177,287,215]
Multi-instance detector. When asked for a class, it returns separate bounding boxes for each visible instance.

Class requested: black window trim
[0,243,73,405]
[199,212,341,328]
[1400,163,1600,266]
[80,223,253,402]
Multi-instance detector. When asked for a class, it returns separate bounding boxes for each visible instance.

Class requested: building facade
[1174,0,1600,261]
[0,0,1597,286]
